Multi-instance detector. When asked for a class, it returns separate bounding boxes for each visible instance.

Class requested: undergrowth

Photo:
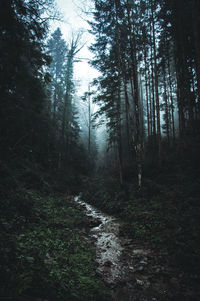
[81,173,200,286]
[0,161,109,301]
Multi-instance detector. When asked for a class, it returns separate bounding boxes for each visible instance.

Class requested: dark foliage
[0,1,107,300]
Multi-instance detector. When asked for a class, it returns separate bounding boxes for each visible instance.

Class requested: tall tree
[47,29,83,171]
[0,0,52,165]
[47,28,68,124]
[61,34,83,163]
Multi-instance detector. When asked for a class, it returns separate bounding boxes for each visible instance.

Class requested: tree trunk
[88,84,91,156]
[114,0,123,186]
[144,49,150,137]
[126,0,142,191]
[123,74,131,158]
[151,2,161,165]
[117,84,123,186]
[163,62,170,143]
[150,29,156,137]
[192,0,200,104]
[167,49,176,141]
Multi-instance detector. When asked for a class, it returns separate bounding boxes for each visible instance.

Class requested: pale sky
[53,0,99,96]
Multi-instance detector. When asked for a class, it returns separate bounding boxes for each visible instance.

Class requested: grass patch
[0,189,109,301]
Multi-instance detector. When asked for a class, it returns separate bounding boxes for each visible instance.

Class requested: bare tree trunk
[174,52,185,138]
[167,50,176,141]
[126,0,143,191]
[191,69,198,120]
[53,93,57,123]
[117,83,123,186]
[88,84,91,156]
[123,74,131,157]
[144,50,150,137]
[151,2,161,165]
[192,0,200,104]
[178,2,193,131]
[150,30,156,137]
[163,63,170,143]
[114,0,123,186]
[147,66,153,136]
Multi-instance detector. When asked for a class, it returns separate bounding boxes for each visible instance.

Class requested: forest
[0,0,200,300]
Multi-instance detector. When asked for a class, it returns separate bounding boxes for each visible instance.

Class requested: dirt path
[74,196,193,301]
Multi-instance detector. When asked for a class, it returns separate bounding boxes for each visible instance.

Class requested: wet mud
[74,196,197,301]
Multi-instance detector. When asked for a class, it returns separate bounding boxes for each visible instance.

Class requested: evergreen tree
[47,28,68,125]
[90,0,145,187]
[0,0,52,165]
[47,29,84,173]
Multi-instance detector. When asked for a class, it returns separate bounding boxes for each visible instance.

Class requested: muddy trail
[74,196,196,301]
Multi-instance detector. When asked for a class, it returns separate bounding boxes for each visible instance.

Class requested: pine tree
[47,29,82,170]
[47,28,68,125]
[0,0,52,164]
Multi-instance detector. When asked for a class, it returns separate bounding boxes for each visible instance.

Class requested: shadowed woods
[0,0,200,300]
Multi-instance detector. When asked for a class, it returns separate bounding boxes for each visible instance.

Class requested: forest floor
[74,194,200,301]
[1,157,200,301]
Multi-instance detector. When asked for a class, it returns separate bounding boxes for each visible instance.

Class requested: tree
[47,28,68,124]
[61,34,83,163]
[47,29,85,173]
[0,0,52,165]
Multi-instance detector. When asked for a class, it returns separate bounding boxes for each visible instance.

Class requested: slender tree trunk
[62,93,67,152]
[53,93,57,123]
[126,1,142,191]
[151,2,161,165]
[191,69,198,120]
[167,50,176,141]
[150,28,156,137]
[144,50,150,137]
[117,82,123,186]
[88,84,91,156]
[192,0,200,104]
[147,65,153,136]
[114,0,123,186]
[62,55,73,158]
[174,51,185,138]
[123,74,131,157]
[163,63,170,143]
[177,2,193,133]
